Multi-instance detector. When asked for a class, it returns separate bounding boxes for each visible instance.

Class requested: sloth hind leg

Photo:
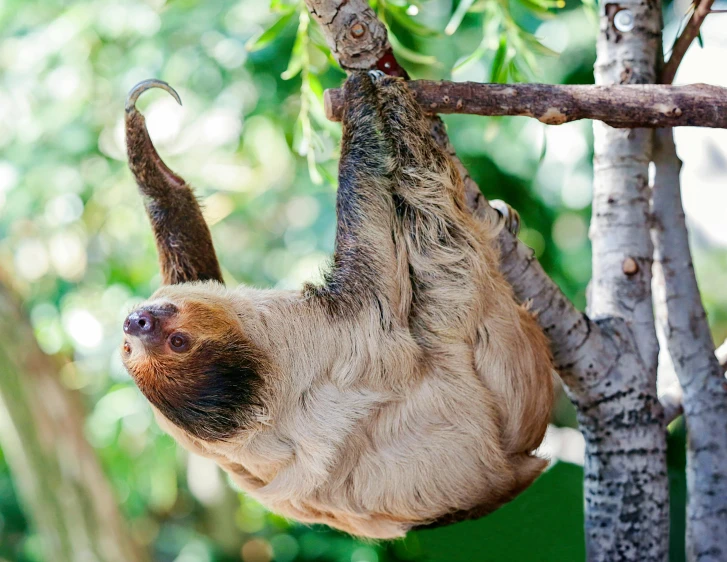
[317,72,412,326]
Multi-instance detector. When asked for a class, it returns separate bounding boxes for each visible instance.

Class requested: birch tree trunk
[586,0,669,558]
[652,126,727,562]
[650,1,727,554]
[0,280,147,562]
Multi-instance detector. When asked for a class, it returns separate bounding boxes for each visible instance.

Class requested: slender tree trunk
[585,0,671,557]
[586,0,669,559]
[0,280,147,562]
[651,3,727,555]
[652,127,727,561]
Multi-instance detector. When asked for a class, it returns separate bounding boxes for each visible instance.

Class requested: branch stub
[350,22,366,38]
[622,257,639,275]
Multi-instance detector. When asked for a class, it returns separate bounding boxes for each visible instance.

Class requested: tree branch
[662,0,716,85]
[325,81,727,128]
[652,132,727,562]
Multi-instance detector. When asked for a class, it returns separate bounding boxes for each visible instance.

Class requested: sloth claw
[490,199,521,236]
[367,69,386,82]
[125,79,186,195]
[126,79,182,113]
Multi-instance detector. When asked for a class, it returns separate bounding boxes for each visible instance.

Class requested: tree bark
[652,128,727,561]
[0,279,147,562]
[324,81,727,128]
[587,0,669,559]
[651,3,727,558]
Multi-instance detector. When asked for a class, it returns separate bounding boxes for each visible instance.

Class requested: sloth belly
[238,368,518,538]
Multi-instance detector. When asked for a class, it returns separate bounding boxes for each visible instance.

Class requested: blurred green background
[1,0,726,560]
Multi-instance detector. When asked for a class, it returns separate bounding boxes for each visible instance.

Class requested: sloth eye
[168,333,189,352]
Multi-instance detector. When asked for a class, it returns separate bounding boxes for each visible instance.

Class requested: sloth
[121,72,554,539]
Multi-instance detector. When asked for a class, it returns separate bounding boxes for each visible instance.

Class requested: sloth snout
[124,310,159,339]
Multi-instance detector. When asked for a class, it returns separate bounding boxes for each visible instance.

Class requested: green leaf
[246,10,296,52]
[307,74,324,99]
[388,33,439,65]
[490,34,509,83]
[515,0,564,16]
[269,0,298,12]
[697,31,704,48]
[468,0,491,12]
[445,0,477,35]
[386,4,439,36]
[453,43,487,73]
[281,52,303,80]
[281,21,306,80]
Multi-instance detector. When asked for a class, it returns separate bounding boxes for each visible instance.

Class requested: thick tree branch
[304,0,405,75]
[662,0,716,84]
[325,81,727,128]
[586,0,669,558]
[496,226,612,406]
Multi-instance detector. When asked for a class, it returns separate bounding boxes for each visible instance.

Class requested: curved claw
[126,79,182,113]
[489,199,521,236]
[125,78,186,195]
[124,80,224,285]
[367,69,386,82]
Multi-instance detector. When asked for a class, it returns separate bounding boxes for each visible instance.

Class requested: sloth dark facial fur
[121,73,554,539]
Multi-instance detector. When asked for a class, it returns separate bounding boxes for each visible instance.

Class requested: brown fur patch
[123,290,267,440]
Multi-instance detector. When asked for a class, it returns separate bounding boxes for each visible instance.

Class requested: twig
[324,81,727,128]
[662,0,716,84]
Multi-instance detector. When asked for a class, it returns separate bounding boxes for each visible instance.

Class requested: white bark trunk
[652,127,727,561]
[586,0,670,559]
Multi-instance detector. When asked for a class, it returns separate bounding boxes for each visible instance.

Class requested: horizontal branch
[324,81,727,128]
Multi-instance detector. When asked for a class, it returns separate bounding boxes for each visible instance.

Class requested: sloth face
[121,285,265,441]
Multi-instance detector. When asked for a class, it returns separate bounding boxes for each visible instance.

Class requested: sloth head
[121,283,266,441]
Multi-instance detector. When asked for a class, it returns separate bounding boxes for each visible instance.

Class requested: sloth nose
[124,310,158,338]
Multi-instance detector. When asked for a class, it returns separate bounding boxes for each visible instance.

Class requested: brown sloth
[122,72,554,539]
